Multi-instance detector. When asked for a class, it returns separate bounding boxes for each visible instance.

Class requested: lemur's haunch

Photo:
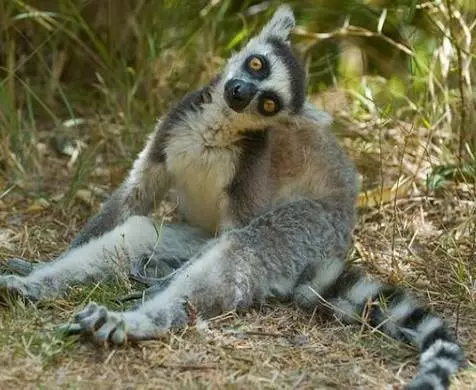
[0,6,465,389]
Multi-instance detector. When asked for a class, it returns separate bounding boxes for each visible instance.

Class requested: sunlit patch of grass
[0,277,137,369]
[0,298,76,365]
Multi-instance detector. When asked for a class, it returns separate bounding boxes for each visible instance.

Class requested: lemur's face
[220,5,305,119]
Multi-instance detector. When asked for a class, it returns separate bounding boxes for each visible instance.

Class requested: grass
[1,0,476,389]
[1,109,475,389]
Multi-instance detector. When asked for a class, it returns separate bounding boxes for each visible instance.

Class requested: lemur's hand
[2,258,38,276]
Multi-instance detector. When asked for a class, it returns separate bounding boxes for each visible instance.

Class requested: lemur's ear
[258,5,295,42]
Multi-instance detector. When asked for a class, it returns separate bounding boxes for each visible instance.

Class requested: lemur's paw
[72,302,128,344]
[0,274,41,303]
[3,258,38,276]
[66,302,162,345]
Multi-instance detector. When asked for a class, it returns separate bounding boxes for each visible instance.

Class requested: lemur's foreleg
[0,216,157,301]
[4,222,209,285]
[69,128,170,249]
[0,220,211,301]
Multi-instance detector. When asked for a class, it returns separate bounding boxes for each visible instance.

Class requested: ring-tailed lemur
[0,6,465,389]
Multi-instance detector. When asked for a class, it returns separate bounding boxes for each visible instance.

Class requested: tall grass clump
[0,0,474,191]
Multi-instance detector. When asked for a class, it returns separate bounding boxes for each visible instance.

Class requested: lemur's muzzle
[224,79,257,112]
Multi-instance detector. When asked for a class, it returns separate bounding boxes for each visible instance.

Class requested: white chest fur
[166,129,239,234]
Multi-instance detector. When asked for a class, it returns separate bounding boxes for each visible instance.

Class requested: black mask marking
[267,37,305,113]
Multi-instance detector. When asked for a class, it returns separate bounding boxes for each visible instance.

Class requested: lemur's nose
[224,79,257,112]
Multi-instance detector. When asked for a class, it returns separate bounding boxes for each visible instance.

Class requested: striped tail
[294,262,466,389]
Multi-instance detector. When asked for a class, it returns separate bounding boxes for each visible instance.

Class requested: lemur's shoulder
[268,103,359,202]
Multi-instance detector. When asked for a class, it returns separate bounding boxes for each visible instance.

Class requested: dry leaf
[25,198,50,213]
[0,228,18,250]
[357,177,412,208]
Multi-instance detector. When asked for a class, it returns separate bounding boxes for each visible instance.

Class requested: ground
[0,97,475,389]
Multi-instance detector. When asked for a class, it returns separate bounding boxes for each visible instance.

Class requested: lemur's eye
[244,55,269,78]
[258,93,281,116]
[262,99,276,113]
[248,56,263,71]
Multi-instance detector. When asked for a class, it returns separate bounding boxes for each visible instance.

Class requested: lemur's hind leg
[66,198,353,343]
[0,216,158,301]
